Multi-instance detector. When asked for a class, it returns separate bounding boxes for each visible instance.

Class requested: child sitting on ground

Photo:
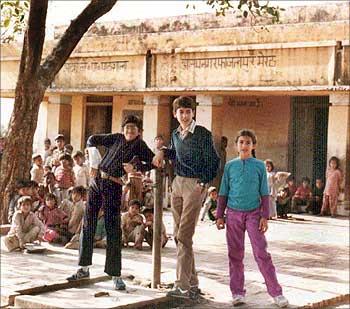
[200,186,218,222]
[60,186,86,239]
[4,196,45,252]
[309,178,324,215]
[65,208,106,250]
[142,179,154,209]
[143,207,168,248]
[121,199,145,250]
[276,187,290,218]
[39,193,69,244]
[54,153,75,203]
[8,180,36,223]
[291,177,313,213]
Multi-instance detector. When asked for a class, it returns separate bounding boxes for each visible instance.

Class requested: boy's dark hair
[59,153,73,162]
[329,156,340,169]
[29,180,39,188]
[235,129,257,158]
[142,208,154,215]
[71,186,86,196]
[44,138,51,144]
[72,150,84,159]
[16,179,33,190]
[122,115,143,131]
[18,196,33,206]
[286,175,295,182]
[128,199,142,209]
[45,193,58,205]
[301,177,310,184]
[64,144,73,154]
[154,135,164,140]
[54,134,65,141]
[172,96,196,113]
[264,159,274,171]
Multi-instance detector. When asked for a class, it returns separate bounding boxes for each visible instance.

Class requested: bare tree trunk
[0,0,118,223]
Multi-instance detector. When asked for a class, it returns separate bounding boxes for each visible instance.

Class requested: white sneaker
[274,295,289,308]
[232,294,245,305]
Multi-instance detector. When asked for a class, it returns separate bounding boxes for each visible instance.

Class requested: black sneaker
[66,268,90,281]
[166,287,190,299]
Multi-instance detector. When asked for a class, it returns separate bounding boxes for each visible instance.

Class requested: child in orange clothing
[321,157,343,217]
[291,177,312,213]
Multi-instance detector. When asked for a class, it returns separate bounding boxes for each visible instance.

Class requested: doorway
[84,104,112,155]
[289,96,329,185]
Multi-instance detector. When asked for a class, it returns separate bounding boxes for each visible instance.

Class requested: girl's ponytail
[252,149,256,158]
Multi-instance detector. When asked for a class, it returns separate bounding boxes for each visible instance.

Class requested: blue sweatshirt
[164,125,220,184]
[219,157,269,212]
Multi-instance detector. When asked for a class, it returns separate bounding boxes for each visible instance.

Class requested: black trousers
[79,176,122,276]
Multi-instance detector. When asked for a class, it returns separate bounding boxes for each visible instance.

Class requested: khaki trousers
[171,176,206,290]
[4,226,41,252]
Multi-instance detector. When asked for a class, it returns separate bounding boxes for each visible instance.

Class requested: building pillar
[328,93,350,216]
[143,95,171,150]
[196,95,225,188]
[33,99,49,154]
[196,95,224,148]
[112,96,144,134]
[70,95,85,152]
[47,95,72,144]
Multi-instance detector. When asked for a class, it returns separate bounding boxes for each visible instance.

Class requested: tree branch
[25,0,48,78]
[38,0,118,88]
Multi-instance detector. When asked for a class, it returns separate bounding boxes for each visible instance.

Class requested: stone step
[13,281,172,309]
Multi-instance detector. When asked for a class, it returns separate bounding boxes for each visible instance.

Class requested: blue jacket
[165,125,220,184]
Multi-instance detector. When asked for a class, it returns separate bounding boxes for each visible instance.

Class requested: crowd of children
[260,156,343,219]
[4,133,167,253]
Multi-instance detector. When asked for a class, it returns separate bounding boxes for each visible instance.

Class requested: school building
[1,3,349,214]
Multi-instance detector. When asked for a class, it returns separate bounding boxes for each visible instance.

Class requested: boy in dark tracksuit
[153,96,220,299]
[67,115,154,290]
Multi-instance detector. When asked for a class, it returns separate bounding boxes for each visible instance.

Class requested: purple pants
[226,207,282,297]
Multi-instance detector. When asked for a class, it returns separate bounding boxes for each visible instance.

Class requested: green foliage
[1,0,29,42]
[206,0,283,23]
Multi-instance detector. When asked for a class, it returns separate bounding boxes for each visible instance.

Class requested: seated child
[142,208,168,248]
[286,176,297,198]
[60,186,86,238]
[310,178,324,215]
[121,182,131,212]
[38,193,69,244]
[291,177,313,213]
[121,199,144,250]
[4,196,45,252]
[54,154,75,203]
[142,181,154,209]
[276,187,290,218]
[200,186,218,221]
[8,180,34,223]
[65,208,106,250]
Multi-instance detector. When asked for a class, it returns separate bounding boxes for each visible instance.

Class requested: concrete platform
[13,282,170,309]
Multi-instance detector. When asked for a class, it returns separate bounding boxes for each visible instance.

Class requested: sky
[0,0,344,132]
